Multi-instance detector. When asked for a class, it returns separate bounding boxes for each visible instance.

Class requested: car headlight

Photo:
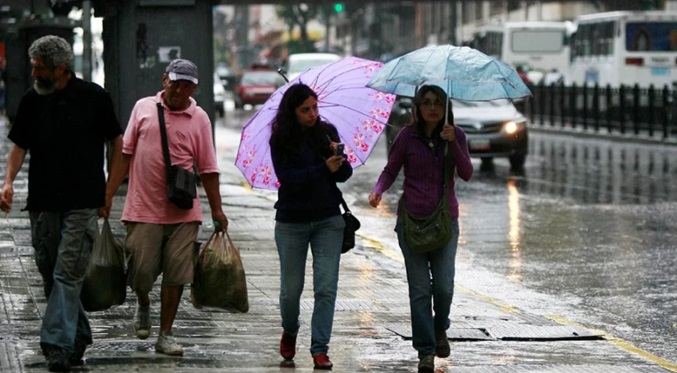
[503,120,526,135]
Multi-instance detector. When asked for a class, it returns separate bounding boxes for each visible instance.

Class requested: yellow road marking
[359,234,677,372]
[546,314,677,372]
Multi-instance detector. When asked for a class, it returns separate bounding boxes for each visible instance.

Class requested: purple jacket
[372,125,473,218]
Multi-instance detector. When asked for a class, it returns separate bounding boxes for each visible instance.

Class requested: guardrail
[523,82,677,141]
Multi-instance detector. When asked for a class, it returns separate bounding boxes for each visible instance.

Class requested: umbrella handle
[274,63,289,83]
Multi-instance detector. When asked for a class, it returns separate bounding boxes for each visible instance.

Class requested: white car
[285,53,341,81]
[213,72,226,117]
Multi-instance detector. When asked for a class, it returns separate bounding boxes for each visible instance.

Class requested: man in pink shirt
[104,59,228,356]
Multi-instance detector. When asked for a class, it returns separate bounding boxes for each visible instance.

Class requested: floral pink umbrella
[235,56,396,190]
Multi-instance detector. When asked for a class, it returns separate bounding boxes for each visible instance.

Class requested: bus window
[626,22,677,52]
[601,21,615,55]
[590,21,614,56]
[471,30,503,59]
[511,30,564,53]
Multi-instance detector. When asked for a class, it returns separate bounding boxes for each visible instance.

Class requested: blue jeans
[396,217,459,357]
[275,215,344,356]
[30,209,98,351]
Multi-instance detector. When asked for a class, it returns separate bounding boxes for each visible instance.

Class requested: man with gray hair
[0,35,123,372]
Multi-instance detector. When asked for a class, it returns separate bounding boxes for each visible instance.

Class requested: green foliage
[286,39,316,54]
[276,4,322,55]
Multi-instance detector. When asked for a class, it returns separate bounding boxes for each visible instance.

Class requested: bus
[568,11,677,89]
[466,21,575,84]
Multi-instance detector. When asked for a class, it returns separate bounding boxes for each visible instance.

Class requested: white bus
[568,11,677,89]
[466,21,575,84]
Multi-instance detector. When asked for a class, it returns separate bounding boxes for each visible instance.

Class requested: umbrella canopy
[235,56,396,190]
[367,44,532,101]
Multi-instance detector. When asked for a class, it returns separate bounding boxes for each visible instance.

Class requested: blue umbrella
[367,44,532,101]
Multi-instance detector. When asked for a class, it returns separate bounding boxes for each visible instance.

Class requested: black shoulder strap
[442,141,451,190]
[156,103,173,180]
[333,184,350,213]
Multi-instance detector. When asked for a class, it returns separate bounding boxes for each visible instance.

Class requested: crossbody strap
[156,103,173,180]
[442,140,451,191]
[334,184,351,213]
[400,140,452,211]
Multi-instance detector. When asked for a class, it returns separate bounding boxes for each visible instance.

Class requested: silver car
[386,97,528,169]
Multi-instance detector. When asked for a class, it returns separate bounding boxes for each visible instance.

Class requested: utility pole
[450,0,457,46]
[324,7,330,52]
[82,0,92,81]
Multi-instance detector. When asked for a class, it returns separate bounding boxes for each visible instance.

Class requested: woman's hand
[326,155,345,173]
[368,192,381,208]
[440,123,456,142]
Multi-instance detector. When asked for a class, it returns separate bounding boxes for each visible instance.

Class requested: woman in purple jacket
[368,85,473,373]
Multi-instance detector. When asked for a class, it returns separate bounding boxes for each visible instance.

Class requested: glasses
[420,99,445,109]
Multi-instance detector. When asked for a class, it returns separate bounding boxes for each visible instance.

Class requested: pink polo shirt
[121,91,219,224]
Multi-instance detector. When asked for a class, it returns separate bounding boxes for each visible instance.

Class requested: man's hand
[211,211,228,232]
[98,193,114,218]
[0,186,14,213]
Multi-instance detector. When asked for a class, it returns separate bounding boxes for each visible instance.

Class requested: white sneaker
[134,305,151,340]
[155,331,184,356]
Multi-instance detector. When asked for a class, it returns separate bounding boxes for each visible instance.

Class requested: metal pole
[324,9,330,52]
[82,0,92,81]
[450,0,457,45]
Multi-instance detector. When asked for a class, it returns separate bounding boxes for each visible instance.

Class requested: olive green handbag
[399,143,453,253]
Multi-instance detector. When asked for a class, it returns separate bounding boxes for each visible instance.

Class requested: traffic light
[333,3,344,13]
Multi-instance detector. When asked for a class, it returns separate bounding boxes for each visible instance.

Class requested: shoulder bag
[339,194,361,253]
[399,142,453,253]
[157,103,197,209]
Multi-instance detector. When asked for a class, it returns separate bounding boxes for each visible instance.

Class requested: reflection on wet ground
[524,133,677,204]
[452,132,677,365]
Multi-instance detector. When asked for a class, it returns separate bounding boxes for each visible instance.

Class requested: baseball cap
[166,59,199,84]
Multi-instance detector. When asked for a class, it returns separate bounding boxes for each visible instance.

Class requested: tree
[276,4,320,54]
[47,0,80,16]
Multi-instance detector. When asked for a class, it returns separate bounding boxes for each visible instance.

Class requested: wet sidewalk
[1,115,676,373]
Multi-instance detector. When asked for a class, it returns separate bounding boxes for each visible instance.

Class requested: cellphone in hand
[335,143,345,157]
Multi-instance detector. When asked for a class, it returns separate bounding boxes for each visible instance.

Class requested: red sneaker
[313,353,333,370]
[280,331,296,360]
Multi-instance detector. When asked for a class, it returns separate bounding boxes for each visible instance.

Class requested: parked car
[234,69,286,109]
[213,73,226,118]
[285,53,341,81]
[215,63,236,91]
[386,97,528,169]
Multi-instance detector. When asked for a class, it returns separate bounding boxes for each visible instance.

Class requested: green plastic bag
[191,231,249,313]
[80,218,126,312]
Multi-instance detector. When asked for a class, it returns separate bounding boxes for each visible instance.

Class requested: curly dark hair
[410,85,454,137]
[269,83,339,164]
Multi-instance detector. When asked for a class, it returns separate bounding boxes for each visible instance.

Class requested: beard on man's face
[33,76,57,95]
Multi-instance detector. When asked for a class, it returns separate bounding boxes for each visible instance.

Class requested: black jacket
[271,131,352,223]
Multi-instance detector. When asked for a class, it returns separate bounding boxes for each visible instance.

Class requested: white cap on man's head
[166,59,199,84]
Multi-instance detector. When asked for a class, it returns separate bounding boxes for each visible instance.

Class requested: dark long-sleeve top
[271,133,353,223]
[372,125,473,218]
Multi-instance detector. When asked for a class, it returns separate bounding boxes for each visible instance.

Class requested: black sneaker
[435,332,450,358]
[69,337,88,366]
[418,355,435,373]
[41,343,71,372]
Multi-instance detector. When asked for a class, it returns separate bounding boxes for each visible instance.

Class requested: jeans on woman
[395,217,459,357]
[30,209,98,352]
[275,215,344,356]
